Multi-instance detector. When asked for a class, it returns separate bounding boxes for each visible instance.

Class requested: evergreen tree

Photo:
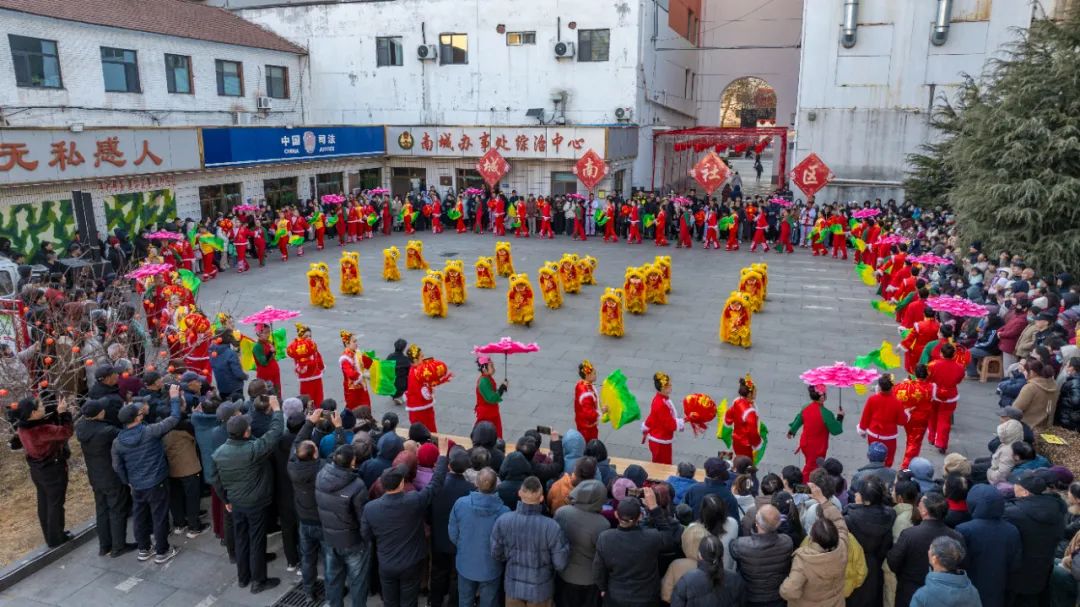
[943,10,1080,272]
[903,79,977,209]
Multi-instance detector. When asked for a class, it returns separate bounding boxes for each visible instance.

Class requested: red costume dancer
[230,223,250,272]
[289,211,308,257]
[572,202,586,241]
[287,323,325,406]
[641,372,683,464]
[856,375,909,467]
[276,216,290,261]
[493,198,506,236]
[778,213,794,254]
[405,345,438,432]
[895,365,934,468]
[197,228,218,281]
[473,198,485,234]
[347,202,362,242]
[312,210,326,250]
[474,356,507,438]
[178,238,195,272]
[900,311,940,374]
[677,208,693,248]
[514,200,528,238]
[750,212,769,252]
[431,201,443,234]
[863,221,881,266]
[183,311,213,384]
[603,202,617,243]
[574,360,601,443]
[897,290,926,329]
[252,323,281,393]
[829,214,848,260]
[704,209,720,249]
[382,200,393,236]
[927,343,964,452]
[339,331,371,409]
[654,208,668,247]
[723,376,763,460]
[335,205,347,246]
[627,204,642,244]
[402,201,415,235]
[539,198,554,239]
[455,199,467,233]
[788,385,845,480]
[725,212,740,251]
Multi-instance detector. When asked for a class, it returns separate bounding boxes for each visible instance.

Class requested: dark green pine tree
[944,9,1080,273]
[903,78,977,210]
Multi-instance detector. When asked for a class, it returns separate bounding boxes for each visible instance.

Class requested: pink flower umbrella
[473,337,541,381]
[876,235,909,246]
[144,230,184,241]
[125,263,175,280]
[799,362,881,410]
[463,187,485,197]
[852,208,881,219]
[241,306,302,326]
[233,204,261,214]
[926,295,990,318]
[321,194,345,205]
[671,196,693,206]
[769,197,793,208]
[566,193,586,201]
[908,254,953,266]
[367,188,390,196]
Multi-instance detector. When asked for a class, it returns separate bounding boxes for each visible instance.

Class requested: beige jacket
[1014,377,1060,428]
[988,419,1024,484]
[162,429,201,478]
[780,500,848,607]
[661,522,710,602]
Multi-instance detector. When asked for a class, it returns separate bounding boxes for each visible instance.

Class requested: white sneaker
[154,546,180,564]
[172,527,186,536]
[286,563,297,572]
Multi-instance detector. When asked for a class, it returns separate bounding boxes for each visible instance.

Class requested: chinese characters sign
[0,129,199,186]
[790,153,834,199]
[385,126,606,160]
[572,149,608,192]
[475,149,510,188]
[202,126,385,168]
[690,151,730,195]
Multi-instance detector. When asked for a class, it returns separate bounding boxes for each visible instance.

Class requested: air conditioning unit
[256,96,272,110]
[614,106,633,121]
[553,41,575,58]
[417,44,438,61]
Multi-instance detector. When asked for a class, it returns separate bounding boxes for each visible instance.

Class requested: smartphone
[536,425,552,435]
[626,487,644,498]
[793,484,811,495]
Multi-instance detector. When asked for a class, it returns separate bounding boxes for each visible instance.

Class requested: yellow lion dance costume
[655,255,672,294]
[406,240,429,270]
[340,251,362,295]
[720,291,753,348]
[599,288,625,337]
[495,241,514,277]
[475,256,496,288]
[306,262,335,309]
[738,267,765,313]
[644,263,667,305]
[538,262,563,309]
[421,270,447,318]
[578,255,598,286]
[443,260,467,305]
[558,254,581,294]
[751,262,768,300]
[383,246,401,281]
[623,266,647,315]
[507,273,535,326]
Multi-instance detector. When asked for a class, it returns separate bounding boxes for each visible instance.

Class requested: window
[506,31,536,46]
[315,172,344,198]
[216,59,243,96]
[688,10,699,46]
[101,47,140,93]
[551,171,578,196]
[376,36,403,67]
[263,177,298,209]
[438,33,468,65]
[265,65,288,99]
[198,183,242,219]
[164,54,192,94]
[9,34,62,88]
[577,29,610,62]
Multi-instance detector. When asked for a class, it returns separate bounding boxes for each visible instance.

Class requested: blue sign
[201,126,385,167]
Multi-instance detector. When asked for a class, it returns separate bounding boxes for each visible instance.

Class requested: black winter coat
[314,462,367,550]
[844,504,896,607]
[593,510,679,604]
[498,451,532,510]
[728,531,792,604]
[886,519,963,607]
[670,564,745,607]
[428,473,474,554]
[87,382,125,426]
[286,420,323,524]
[1003,493,1067,597]
[75,417,122,491]
[1055,375,1080,431]
[361,456,448,574]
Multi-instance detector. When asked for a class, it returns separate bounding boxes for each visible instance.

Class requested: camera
[793,484,811,494]
[626,487,644,498]
[535,425,552,435]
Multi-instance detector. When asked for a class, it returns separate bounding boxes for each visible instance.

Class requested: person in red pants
[474,356,507,438]
[927,343,965,453]
[252,323,281,394]
[788,385,845,480]
[778,210,794,254]
[677,206,693,248]
[574,360,601,443]
[626,202,642,244]
[856,374,910,467]
[286,323,325,407]
[339,331,370,410]
[653,207,669,247]
[312,209,326,250]
[703,206,720,249]
[725,211,740,251]
[829,212,848,260]
[334,204,347,246]
[275,213,290,262]
[603,200,618,243]
[249,218,266,268]
[346,201,362,242]
[382,199,393,236]
[405,345,438,433]
[896,364,934,468]
[230,221,250,273]
[642,371,683,464]
[749,211,769,252]
[493,197,506,236]
[722,376,763,461]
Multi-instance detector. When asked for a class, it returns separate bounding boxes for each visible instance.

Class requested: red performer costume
[750,212,769,252]
[723,379,763,460]
[788,386,845,481]
[312,210,326,250]
[856,376,910,468]
[829,214,848,260]
[493,198,506,236]
[654,208,668,247]
[289,212,308,257]
[603,203,617,243]
[230,223,250,273]
[927,345,965,452]
[863,221,881,266]
[778,215,794,253]
[572,202,586,241]
[335,206,347,246]
[431,201,443,234]
[402,201,415,235]
[725,213,740,251]
[252,323,281,393]
[513,200,528,238]
[900,313,940,374]
[339,331,371,410]
[574,360,601,443]
[474,356,507,438]
[704,209,720,249]
[895,366,934,468]
[455,200,467,234]
[897,292,926,328]
[642,372,682,464]
[677,208,693,249]
[382,200,393,236]
[627,204,642,244]
[250,221,266,267]
[473,198,485,234]
[539,198,554,239]
[275,217,290,261]
[346,203,362,242]
[183,311,213,384]
[178,239,195,272]
[405,345,438,432]
[287,323,325,406]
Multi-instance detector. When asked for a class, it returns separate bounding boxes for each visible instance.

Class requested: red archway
[651,126,788,193]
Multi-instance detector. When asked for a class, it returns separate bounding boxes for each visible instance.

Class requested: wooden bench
[978,355,1004,383]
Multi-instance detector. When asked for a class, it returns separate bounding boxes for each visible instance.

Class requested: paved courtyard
[1,229,1001,607]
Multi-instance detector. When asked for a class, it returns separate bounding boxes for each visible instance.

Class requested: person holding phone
[14,395,75,549]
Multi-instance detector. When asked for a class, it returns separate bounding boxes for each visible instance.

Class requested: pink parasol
[463,188,485,196]
[233,204,261,213]
[926,295,990,318]
[852,208,882,219]
[144,230,184,241]
[908,254,953,266]
[671,196,693,206]
[800,362,881,410]
[769,197,793,208]
[565,192,586,201]
[241,306,301,326]
[367,188,389,196]
[473,337,540,381]
[876,235,909,246]
[321,194,345,205]
[125,263,174,280]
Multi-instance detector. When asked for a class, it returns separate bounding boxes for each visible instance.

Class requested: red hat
[417,443,439,468]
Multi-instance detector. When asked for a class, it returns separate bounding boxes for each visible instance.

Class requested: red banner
[690,151,731,195]
[790,153,834,199]
[572,148,609,192]
[475,149,510,188]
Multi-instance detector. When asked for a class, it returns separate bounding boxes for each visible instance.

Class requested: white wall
[0,9,306,128]
[793,0,1043,203]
